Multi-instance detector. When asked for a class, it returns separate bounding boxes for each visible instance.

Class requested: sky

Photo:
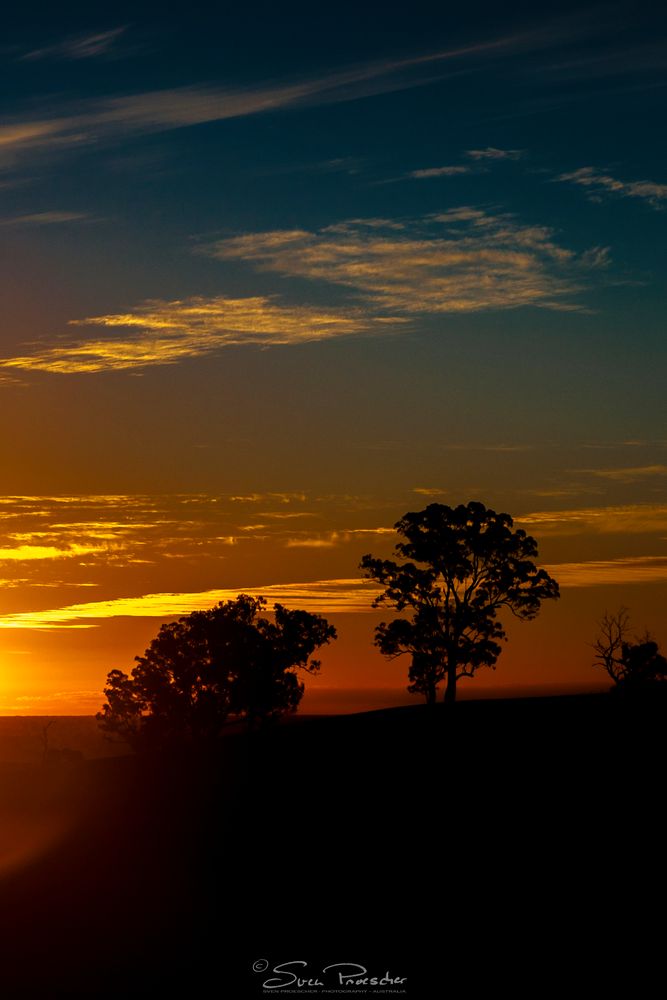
[0,1,666,713]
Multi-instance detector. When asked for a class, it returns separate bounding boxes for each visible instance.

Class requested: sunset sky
[0,2,666,713]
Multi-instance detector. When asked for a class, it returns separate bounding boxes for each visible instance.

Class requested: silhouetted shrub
[97,594,336,749]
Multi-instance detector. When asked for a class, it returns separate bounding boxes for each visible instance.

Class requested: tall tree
[361,501,559,703]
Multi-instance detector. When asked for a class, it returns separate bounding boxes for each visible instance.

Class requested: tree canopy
[97,594,336,749]
[360,501,560,703]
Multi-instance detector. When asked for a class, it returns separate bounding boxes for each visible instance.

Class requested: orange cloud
[0,296,387,374]
[285,536,340,548]
[519,504,667,535]
[4,553,667,630]
[579,465,667,483]
[545,556,667,587]
[0,543,106,561]
[0,579,384,629]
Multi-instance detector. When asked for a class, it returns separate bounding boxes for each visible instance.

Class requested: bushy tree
[97,595,336,749]
[361,501,559,704]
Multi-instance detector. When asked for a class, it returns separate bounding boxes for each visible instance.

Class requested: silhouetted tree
[593,608,667,693]
[361,501,559,703]
[97,594,336,749]
[618,640,667,692]
[592,607,632,684]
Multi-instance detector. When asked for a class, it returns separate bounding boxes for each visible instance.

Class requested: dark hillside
[0,695,664,996]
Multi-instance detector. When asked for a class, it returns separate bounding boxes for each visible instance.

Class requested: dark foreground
[0,694,665,997]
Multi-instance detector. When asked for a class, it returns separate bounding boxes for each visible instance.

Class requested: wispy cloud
[409,165,471,178]
[19,27,127,62]
[0,43,508,164]
[0,205,606,375]
[285,536,341,549]
[0,296,394,374]
[465,147,523,160]
[0,495,399,601]
[206,209,600,315]
[440,441,536,453]
[557,166,667,209]
[344,527,396,536]
[537,39,667,84]
[0,211,92,227]
[0,20,604,167]
[0,579,384,629]
[580,465,667,483]
[0,543,106,562]
[256,511,316,519]
[1,493,666,631]
[519,504,667,536]
[228,492,309,504]
[545,556,667,587]
[4,552,667,628]
[0,690,104,715]
[284,527,393,547]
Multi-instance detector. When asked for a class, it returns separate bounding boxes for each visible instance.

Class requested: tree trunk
[425,682,436,706]
[444,659,457,703]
